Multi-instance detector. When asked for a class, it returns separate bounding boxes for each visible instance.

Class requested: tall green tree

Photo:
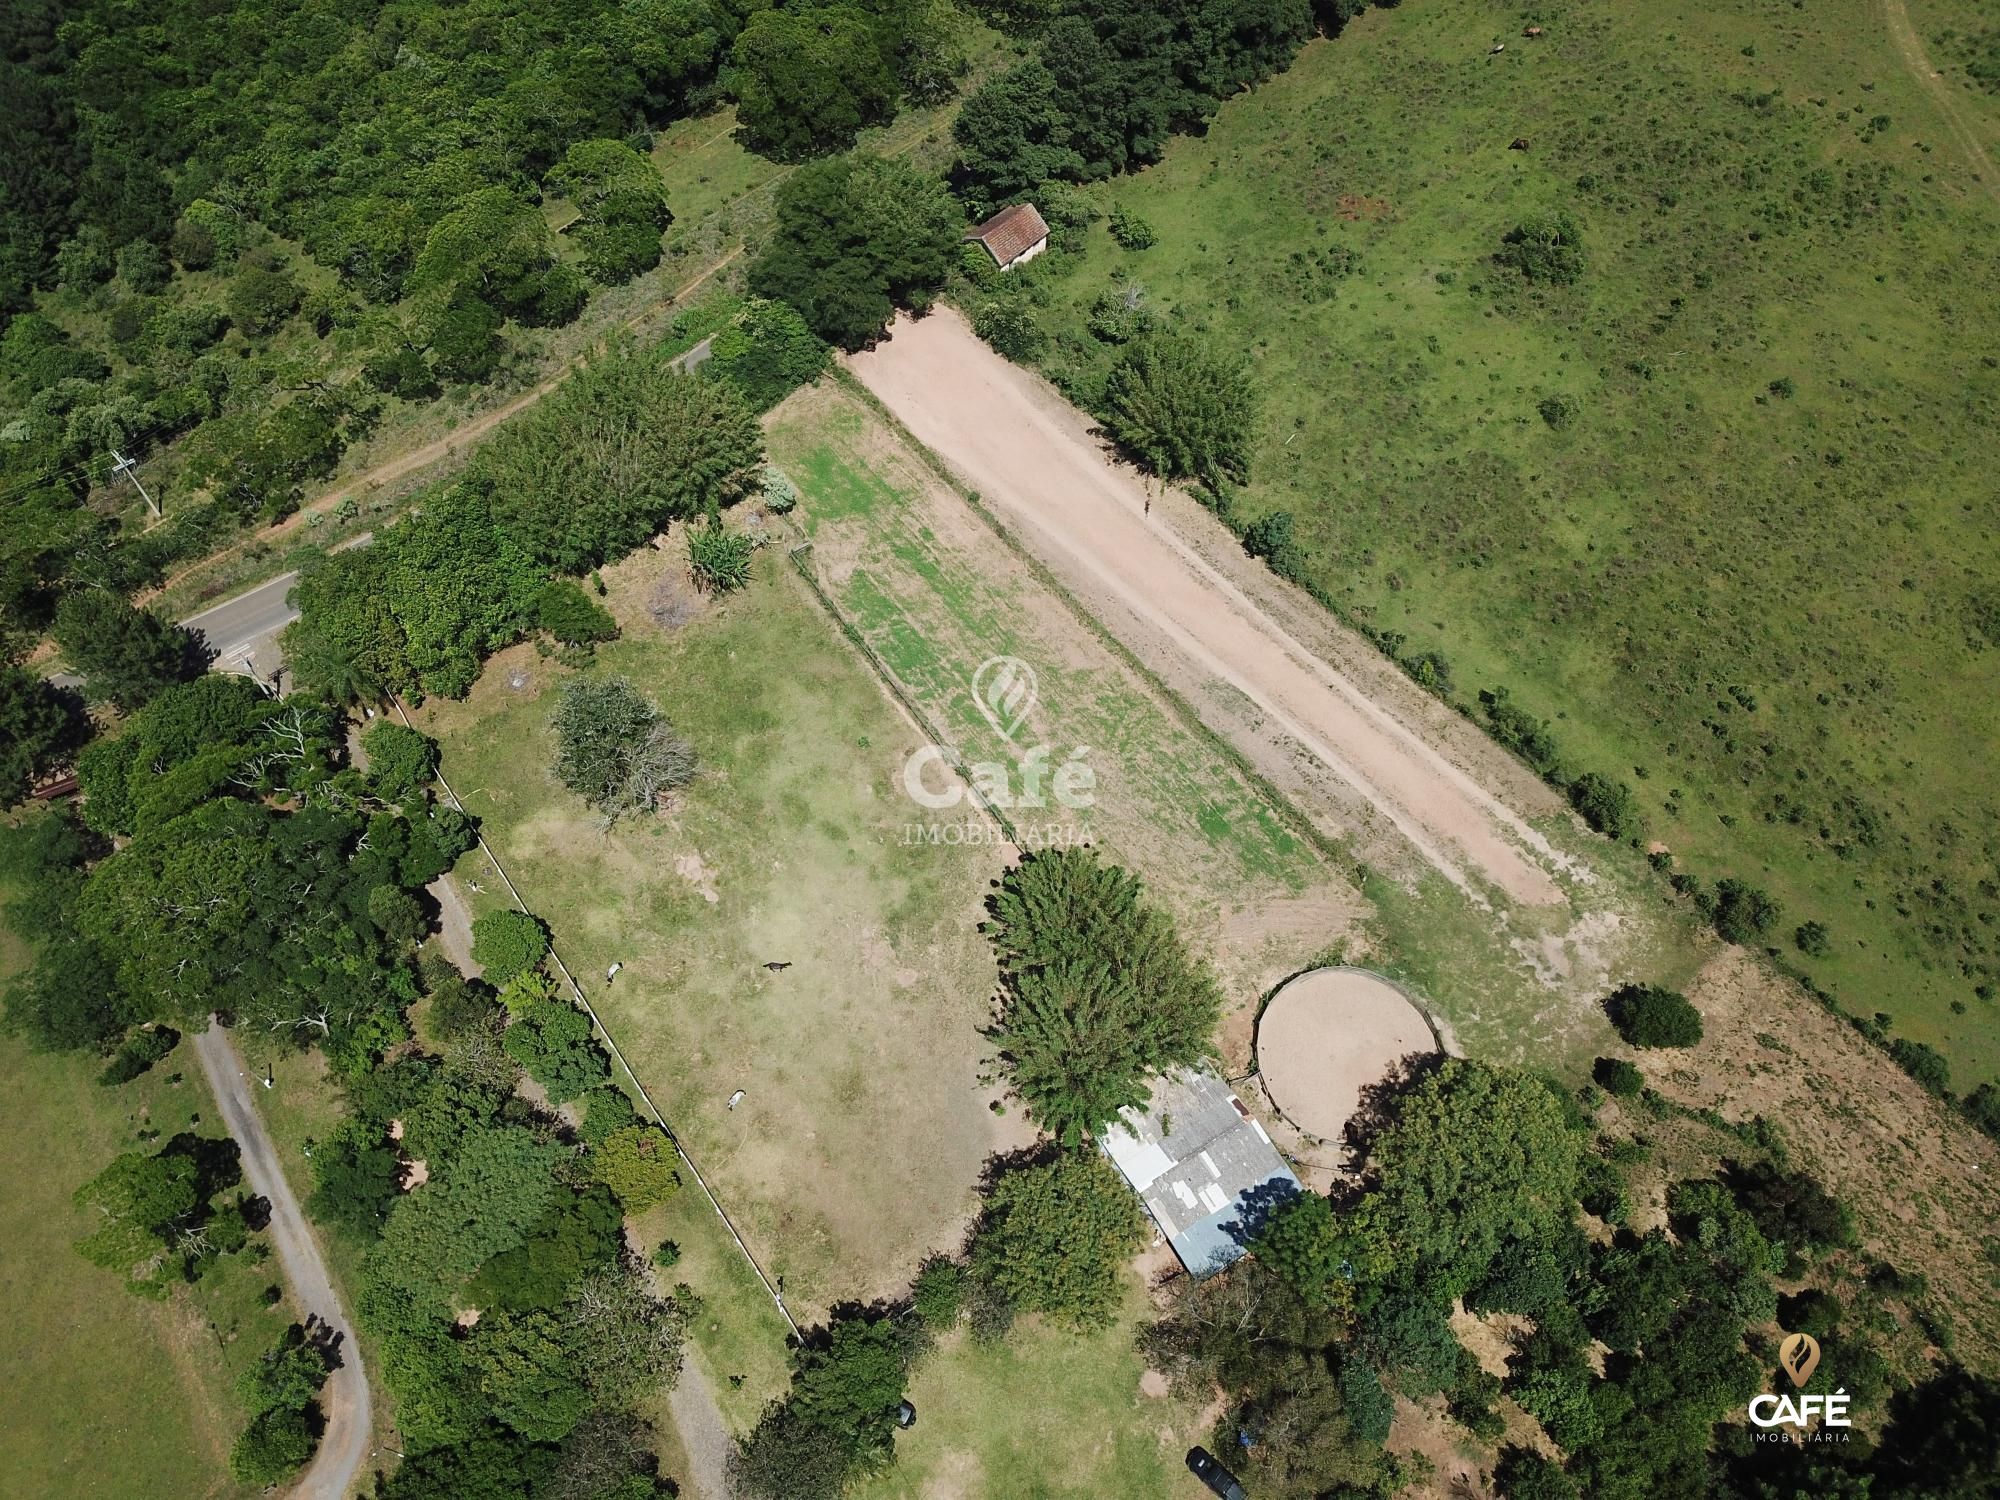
[0,665,87,803]
[1102,330,1258,488]
[552,675,698,820]
[973,1151,1144,1324]
[52,591,205,711]
[475,347,764,569]
[983,848,1221,1142]
[729,6,898,161]
[749,154,962,349]
[951,62,1087,216]
[1367,1061,1584,1295]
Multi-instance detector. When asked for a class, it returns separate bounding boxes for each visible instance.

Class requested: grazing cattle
[763,960,792,973]
[1524,25,1545,38]
[727,1089,746,1110]
[1510,137,1532,151]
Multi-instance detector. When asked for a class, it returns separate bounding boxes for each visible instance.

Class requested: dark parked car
[1186,1446,1247,1500]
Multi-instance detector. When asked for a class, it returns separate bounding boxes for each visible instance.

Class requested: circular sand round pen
[1257,967,1441,1146]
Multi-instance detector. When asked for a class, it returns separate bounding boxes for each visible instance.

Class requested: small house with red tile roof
[965,203,1050,271]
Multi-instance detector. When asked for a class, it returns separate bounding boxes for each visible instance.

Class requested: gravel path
[192,1023,370,1500]
[666,1354,736,1499]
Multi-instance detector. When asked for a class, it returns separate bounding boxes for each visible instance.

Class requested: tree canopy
[1102,330,1258,488]
[982,848,1221,1143]
[749,154,962,350]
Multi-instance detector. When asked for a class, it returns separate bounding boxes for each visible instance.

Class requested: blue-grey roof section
[1100,1068,1304,1277]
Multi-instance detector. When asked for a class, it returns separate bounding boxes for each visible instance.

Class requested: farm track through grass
[0,895,286,1500]
[995,0,2000,1084]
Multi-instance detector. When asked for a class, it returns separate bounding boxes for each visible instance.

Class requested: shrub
[761,466,799,514]
[1889,1037,1950,1097]
[1567,771,1639,840]
[911,1255,966,1328]
[1479,688,1564,780]
[1538,393,1581,429]
[470,908,550,981]
[1605,983,1704,1049]
[593,1125,681,1211]
[1497,210,1586,285]
[1108,207,1157,249]
[1242,509,1310,583]
[1593,1056,1645,1097]
[971,300,1044,361]
[99,1026,181,1086]
[1794,920,1832,958]
[535,580,618,645]
[1777,1288,1844,1339]
[1334,1353,1393,1445]
[706,297,830,411]
[1494,1446,1579,1500]
[1711,878,1780,944]
[688,527,753,593]
[652,1239,682,1269]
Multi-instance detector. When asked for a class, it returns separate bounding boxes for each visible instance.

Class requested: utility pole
[110,450,159,519]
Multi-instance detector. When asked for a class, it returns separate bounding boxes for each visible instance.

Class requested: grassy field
[416,545,1024,1321]
[988,0,2000,1085]
[851,1281,1212,1500]
[0,898,285,1499]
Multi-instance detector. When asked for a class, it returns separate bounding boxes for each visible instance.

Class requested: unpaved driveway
[192,1022,369,1500]
[847,308,1571,907]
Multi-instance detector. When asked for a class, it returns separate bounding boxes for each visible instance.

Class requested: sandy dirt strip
[847,308,1572,908]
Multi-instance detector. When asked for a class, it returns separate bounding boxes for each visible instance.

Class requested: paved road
[182,568,302,682]
[193,1022,370,1500]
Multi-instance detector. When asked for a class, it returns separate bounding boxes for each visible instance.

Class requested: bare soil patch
[1258,966,1439,1145]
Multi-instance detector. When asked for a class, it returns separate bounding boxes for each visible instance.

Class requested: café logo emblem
[1748,1330,1850,1439]
[1778,1332,1821,1388]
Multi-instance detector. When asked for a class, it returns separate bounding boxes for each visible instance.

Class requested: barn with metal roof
[1099,1068,1303,1277]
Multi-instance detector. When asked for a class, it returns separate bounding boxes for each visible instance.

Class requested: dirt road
[192,1022,369,1500]
[847,308,1573,907]
[140,255,741,607]
[1883,0,2000,206]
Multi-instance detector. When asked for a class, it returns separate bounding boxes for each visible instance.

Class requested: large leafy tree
[1366,1060,1584,1296]
[749,153,962,349]
[729,6,897,161]
[475,347,764,570]
[973,1151,1144,1324]
[51,590,206,711]
[982,847,1221,1142]
[551,676,698,821]
[0,664,87,803]
[546,140,674,285]
[1102,329,1258,489]
[951,62,1087,217]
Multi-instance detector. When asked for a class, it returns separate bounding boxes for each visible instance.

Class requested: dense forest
[0,0,1364,640]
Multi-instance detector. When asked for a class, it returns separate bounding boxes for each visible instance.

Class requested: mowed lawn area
[416,546,1025,1324]
[995,0,2000,1081]
[850,1282,1214,1500]
[0,900,284,1499]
